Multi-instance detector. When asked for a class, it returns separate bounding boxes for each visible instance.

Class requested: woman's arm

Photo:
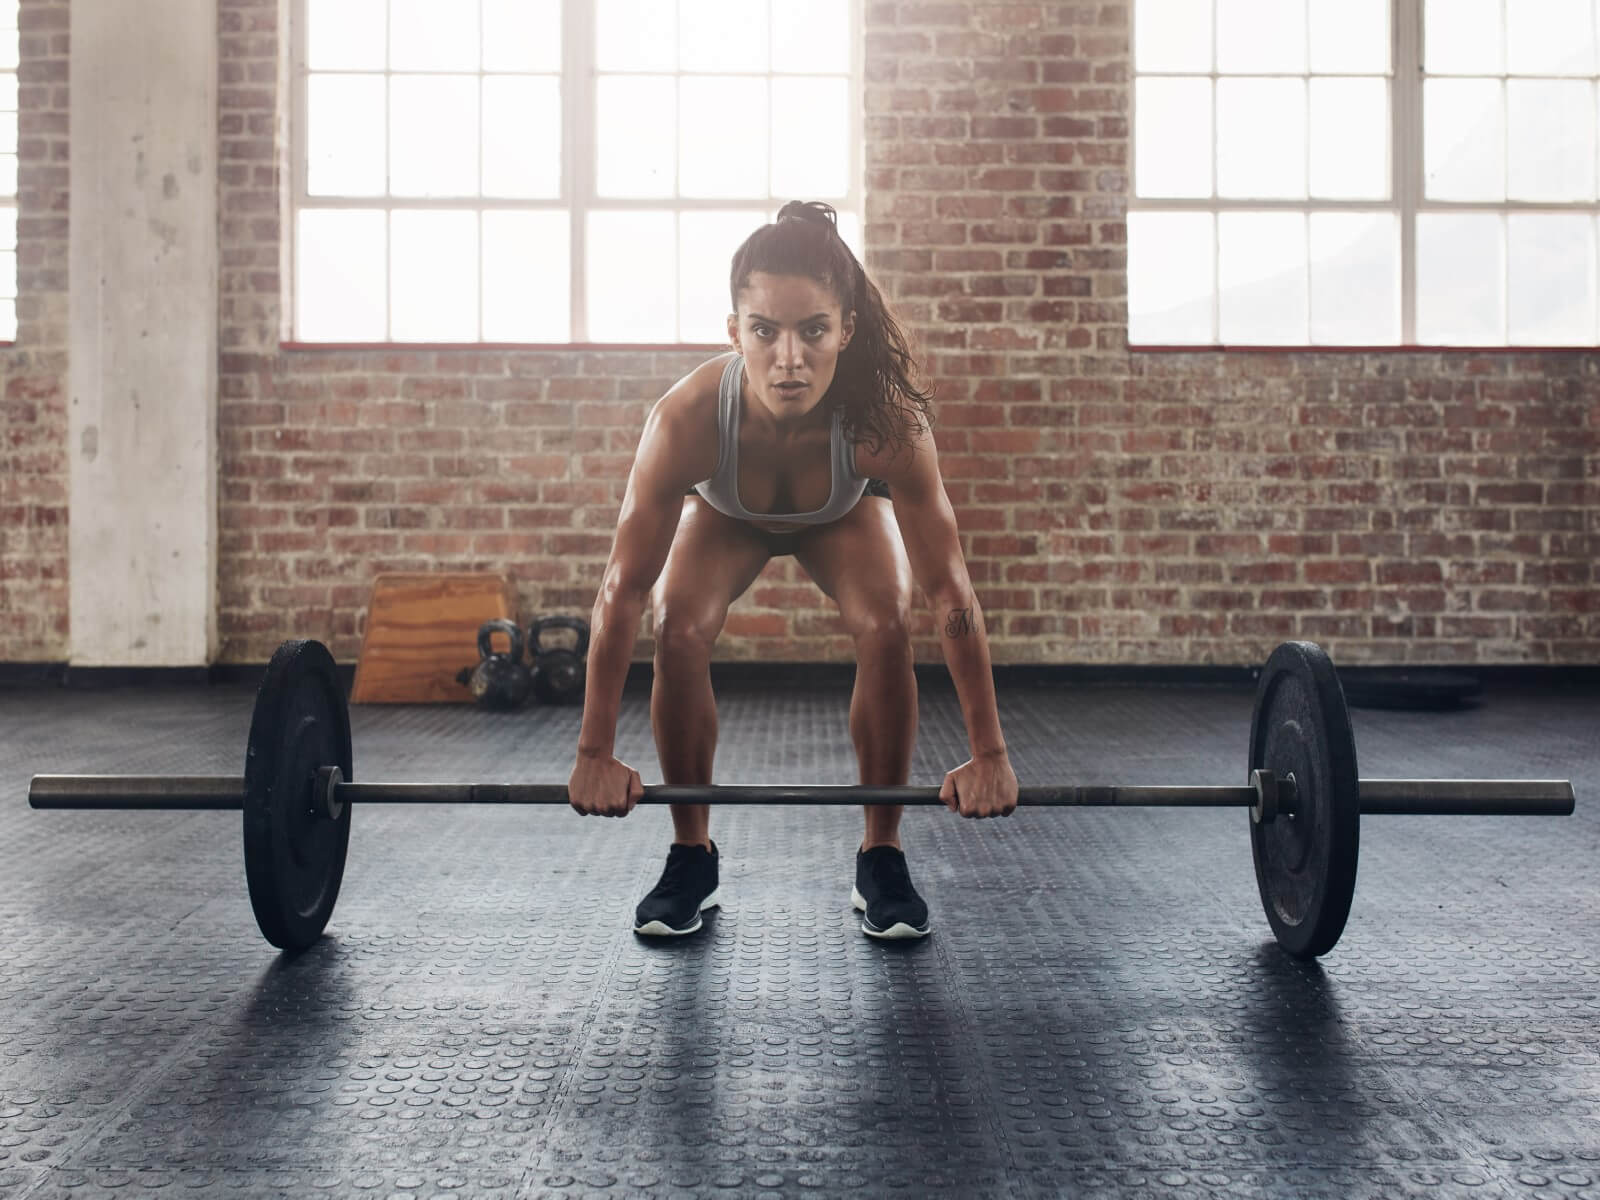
[867,426,1008,762]
[568,372,718,816]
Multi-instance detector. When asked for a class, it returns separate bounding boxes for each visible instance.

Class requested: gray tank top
[692,354,868,525]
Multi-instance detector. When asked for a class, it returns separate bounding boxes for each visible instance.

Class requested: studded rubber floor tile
[2,676,1597,1199]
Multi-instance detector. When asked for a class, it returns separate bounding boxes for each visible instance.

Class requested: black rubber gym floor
[1,673,1597,1199]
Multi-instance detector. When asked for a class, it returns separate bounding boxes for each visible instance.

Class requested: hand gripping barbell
[27,639,1576,958]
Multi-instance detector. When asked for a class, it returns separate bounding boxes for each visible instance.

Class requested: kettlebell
[528,616,590,706]
[455,619,533,711]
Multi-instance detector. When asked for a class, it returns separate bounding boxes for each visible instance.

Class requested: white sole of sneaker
[851,886,931,940]
[634,887,721,937]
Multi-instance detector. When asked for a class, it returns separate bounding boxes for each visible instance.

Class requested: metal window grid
[287,0,864,346]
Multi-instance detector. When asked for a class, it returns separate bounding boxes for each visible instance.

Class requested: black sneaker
[633,842,720,936]
[851,845,931,940]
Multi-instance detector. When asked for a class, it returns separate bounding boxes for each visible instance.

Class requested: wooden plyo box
[350,573,517,704]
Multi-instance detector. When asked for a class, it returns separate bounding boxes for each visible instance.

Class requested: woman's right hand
[567,751,643,817]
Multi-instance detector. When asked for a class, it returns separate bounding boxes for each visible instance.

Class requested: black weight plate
[243,639,352,952]
[1248,641,1360,959]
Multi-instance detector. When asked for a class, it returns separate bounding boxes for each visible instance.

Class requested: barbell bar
[28,775,1576,815]
[23,638,1579,960]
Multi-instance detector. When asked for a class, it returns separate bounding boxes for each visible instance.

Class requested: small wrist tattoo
[944,607,976,638]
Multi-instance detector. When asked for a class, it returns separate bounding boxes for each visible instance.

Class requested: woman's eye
[806,326,826,338]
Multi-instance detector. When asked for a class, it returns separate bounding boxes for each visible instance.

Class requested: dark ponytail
[728,201,934,459]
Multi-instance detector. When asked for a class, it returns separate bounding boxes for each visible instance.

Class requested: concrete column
[68,0,218,666]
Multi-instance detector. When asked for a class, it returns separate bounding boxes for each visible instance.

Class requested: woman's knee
[844,601,912,651]
[652,604,726,662]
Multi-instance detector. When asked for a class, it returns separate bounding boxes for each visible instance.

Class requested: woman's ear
[726,312,740,350]
[839,309,856,352]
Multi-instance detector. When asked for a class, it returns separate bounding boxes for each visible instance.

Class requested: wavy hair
[728,201,934,458]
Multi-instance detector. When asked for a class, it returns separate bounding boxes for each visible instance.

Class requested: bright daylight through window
[1129,0,1600,348]
[293,0,860,345]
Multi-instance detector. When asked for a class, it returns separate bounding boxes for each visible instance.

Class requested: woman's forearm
[930,589,1007,758]
[576,585,649,758]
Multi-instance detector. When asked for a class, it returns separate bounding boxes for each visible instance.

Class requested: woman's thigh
[651,496,774,641]
[792,497,914,633]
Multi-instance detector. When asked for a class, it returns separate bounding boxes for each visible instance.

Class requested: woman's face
[728,271,854,426]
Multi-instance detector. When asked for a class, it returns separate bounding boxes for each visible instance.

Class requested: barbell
[26,639,1575,959]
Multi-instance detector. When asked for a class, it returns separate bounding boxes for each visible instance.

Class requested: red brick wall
[7,1,1599,665]
[0,0,68,661]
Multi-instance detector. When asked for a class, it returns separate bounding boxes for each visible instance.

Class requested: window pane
[1127,211,1215,344]
[0,249,14,298]
[1417,213,1505,344]
[297,209,387,341]
[1424,0,1503,75]
[0,73,16,110]
[588,211,677,341]
[1508,79,1596,202]
[0,111,19,155]
[682,76,767,197]
[1507,0,1595,75]
[681,0,767,72]
[389,0,478,71]
[482,0,560,73]
[596,0,676,70]
[307,0,384,71]
[1134,0,1211,72]
[1219,212,1308,344]
[391,210,477,341]
[483,210,569,342]
[681,210,767,341]
[0,300,13,341]
[307,75,385,196]
[1424,78,1505,200]
[835,208,862,259]
[391,75,479,197]
[1310,212,1399,344]
[1134,77,1212,198]
[772,76,849,198]
[1217,0,1306,74]
[1310,78,1388,198]
[597,76,677,198]
[483,76,561,198]
[1309,0,1389,73]
[0,153,14,196]
[1218,78,1306,199]
[772,0,849,74]
[0,204,15,249]
[1508,213,1596,344]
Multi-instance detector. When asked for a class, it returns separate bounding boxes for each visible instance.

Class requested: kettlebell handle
[529,616,591,658]
[477,618,525,663]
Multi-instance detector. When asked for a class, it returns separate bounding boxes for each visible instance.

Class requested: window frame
[285,0,866,348]
[1129,0,1600,350]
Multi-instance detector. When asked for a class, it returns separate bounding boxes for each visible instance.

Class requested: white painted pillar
[68,1,218,666]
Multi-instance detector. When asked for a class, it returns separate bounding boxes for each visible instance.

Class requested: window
[292,0,862,345]
[0,0,18,341]
[1129,0,1600,347]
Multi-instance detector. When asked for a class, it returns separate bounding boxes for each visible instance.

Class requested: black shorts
[685,479,892,558]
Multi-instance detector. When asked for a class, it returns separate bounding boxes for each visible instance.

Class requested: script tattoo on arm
[944,606,978,638]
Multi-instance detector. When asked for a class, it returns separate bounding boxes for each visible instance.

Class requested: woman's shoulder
[639,353,734,483]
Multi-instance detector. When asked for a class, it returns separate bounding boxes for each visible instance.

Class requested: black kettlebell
[455,619,533,711]
[529,616,590,706]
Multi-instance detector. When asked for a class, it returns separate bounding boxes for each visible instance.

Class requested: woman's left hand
[939,751,1019,818]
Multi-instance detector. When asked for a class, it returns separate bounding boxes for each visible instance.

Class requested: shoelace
[653,848,704,898]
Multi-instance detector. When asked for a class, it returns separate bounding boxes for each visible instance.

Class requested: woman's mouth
[774,382,808,394]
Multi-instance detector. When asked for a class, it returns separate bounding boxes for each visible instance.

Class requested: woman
[567,201,1018,940]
